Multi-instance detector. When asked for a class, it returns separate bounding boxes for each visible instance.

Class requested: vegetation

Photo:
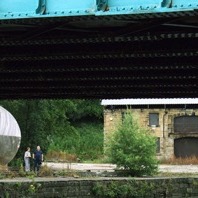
[160,155,198,165]
[92,180,156,198]
[106,111,158,176]
[47,121,103,161]
[0,99,103,165]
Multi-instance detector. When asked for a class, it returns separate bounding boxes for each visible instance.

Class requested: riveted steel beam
[0,0,197,20]
[0,32,197,46]
[36,0,46,14]
[161,0,172,8]
[97,0,108,11]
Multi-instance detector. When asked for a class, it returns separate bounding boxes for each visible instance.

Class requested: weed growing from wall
[1,181,42,197]
[92,179,176,198]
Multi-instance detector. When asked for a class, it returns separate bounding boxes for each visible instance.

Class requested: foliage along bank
[0,99,103,164]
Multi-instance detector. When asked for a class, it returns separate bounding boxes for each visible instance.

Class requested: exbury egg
[0,106,21,165]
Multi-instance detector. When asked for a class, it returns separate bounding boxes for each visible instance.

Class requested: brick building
[101,99,198,160]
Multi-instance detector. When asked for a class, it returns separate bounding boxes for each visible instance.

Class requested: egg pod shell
[0,106,21,165]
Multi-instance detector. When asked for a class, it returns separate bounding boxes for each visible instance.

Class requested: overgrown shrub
[92,179,177,198]
[106,111,158,176]
[45,150,78,162]
[160,155,198,165]
[47,122,103,161]
[92,180,155,198]
[39,164,54,177]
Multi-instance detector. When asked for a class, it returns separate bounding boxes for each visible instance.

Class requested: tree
[0,99,103,163]
[107,111,158,176]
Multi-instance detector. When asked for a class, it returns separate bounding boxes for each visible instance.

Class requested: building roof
[101,98,198,106]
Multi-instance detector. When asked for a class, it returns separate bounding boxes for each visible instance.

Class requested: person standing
[32,145,43,172]
[24,147,31,172]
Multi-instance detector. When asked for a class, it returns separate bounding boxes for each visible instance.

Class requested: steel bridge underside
[0,8,198,99]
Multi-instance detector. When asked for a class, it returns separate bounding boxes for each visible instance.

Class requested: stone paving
[159,164,198,173]
[44,162,198,173]
[44,162,116,171]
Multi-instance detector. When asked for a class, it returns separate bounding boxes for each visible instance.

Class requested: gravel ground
[159,164,198,173]
[44,162,198,173]
[44,162,116,172]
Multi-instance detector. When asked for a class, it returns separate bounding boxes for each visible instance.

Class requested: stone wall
[1,177,198,197]
[103,108,198,160]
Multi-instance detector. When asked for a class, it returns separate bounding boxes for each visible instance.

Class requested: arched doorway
[174,116,198,157]
[174,137,198,157]
[174,116,198,133]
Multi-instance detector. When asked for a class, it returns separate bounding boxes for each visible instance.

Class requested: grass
[45,150,78,162]
[160,155,198,165]
[5,153,198,179]
[2,164,80,178]
[47,121,104,161]
[156,172,198,177]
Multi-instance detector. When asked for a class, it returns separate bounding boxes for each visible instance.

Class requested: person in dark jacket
[32,145,43,172]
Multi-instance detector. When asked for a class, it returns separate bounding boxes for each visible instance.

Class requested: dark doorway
[174,137,198,158]
[174,116,198,133]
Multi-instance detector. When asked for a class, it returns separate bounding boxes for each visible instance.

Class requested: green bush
[47,121,104,161]
[107,111,158,176]
[92,180,155,198]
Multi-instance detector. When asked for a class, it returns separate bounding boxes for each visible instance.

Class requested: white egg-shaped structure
[0,106,21,165]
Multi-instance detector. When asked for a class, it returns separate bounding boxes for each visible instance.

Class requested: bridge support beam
[0,0,197,20]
